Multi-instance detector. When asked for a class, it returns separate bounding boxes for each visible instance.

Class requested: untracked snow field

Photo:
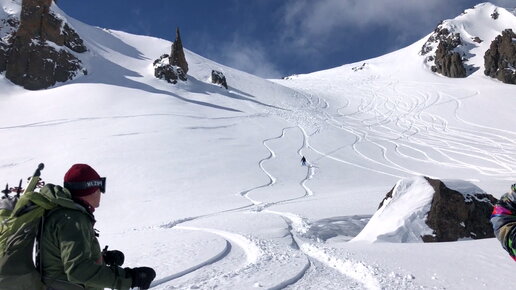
[1,1,516,289]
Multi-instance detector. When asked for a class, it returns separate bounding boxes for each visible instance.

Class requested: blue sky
[59,0,514,78]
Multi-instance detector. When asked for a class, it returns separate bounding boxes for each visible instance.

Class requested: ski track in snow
[265,209,382,290]
[235,122,388,290]
[149,226,263,289]
[175,226,262,265]
[149,240,232,288]
[298,77,516,181]
[240,126,315,208]
[151,126,319,288]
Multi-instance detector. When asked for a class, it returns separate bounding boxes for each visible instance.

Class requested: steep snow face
[421,2,516,75]
[351,176,435,243]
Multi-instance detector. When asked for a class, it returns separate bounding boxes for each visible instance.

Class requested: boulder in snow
[211,70,228,89]
[484,29,516,85]
[153,54,187,84]
[353,176,497,243]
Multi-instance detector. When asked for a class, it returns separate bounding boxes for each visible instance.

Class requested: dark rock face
[0,16,20,72]
[211,70,228,89]
[433,42,467,78]
[169,28,188,74]
[422,177,497,242]
[7,42,83,90]
[484,29,516,85]
[153,54,186,84]
[421,26,469,78]
[1,0,87,90]
[0,42,9,73]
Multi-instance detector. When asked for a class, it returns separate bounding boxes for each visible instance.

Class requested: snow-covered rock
[210,70,228,89]
[352,177,497,243]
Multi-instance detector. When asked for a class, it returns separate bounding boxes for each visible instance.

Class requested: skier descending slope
[491,184,516,261]
[42,164,156,289]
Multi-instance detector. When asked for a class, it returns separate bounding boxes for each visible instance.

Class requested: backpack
[0,164,50,290]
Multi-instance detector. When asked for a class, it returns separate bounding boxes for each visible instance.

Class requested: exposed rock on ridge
[484,29,516,85]
[421,26,467,78]
[170,27,188,74]
[153,54,187,84]
[211,70,228,89]
[1,0,87,90]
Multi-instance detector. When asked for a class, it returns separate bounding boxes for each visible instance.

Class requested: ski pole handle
[23,163,44,194]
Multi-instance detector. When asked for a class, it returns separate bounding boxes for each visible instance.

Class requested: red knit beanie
[64,164,101,197]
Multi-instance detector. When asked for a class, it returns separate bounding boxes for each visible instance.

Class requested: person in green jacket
[39,164,156,290]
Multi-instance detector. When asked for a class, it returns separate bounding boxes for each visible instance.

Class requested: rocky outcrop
[422,177,497,242]
[169,27,188,74]
[0,42,9,73]
[1,0,87,90]
[433,42,467,78]
[421,26,468,78]
[0,16,20,72]
[153,54,186,84]
[211,70,228,89]
[371,177,497,243]
[491,9,499,20]
[484,29,516,85]
[154,28,189,84]
[422,27,466,78]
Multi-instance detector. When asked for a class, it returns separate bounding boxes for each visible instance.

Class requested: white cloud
[279,0,479,52]
[207,39,283,79]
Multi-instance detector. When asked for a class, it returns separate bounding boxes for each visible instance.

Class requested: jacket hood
[37,184,88,213]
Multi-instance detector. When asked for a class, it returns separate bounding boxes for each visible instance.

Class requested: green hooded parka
[38,184,132,290]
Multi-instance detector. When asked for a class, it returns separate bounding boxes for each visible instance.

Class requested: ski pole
[23,163,44,194]
[15,179,22,198]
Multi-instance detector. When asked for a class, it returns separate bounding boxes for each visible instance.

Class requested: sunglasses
[64,177,107,193]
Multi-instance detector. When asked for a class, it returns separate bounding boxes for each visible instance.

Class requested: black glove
[103,249,125,266]
[126,267,156,289]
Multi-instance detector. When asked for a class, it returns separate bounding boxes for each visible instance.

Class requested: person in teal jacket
[39,164,156,289]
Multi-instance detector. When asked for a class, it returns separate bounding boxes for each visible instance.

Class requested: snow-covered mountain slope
[1,1,516,289]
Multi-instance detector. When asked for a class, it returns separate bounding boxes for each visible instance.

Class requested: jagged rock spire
[169,27,188,74]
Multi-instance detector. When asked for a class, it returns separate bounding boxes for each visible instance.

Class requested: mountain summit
[421,2,516,83]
